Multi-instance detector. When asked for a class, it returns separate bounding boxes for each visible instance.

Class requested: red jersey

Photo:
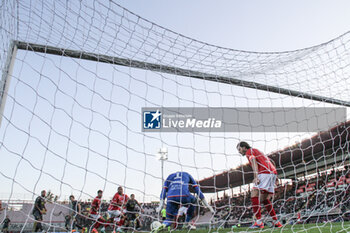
[90,196,101,215]
[108,193,129,211]
[246,148,277,175]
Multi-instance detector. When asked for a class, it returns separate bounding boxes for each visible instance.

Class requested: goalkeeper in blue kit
[154,171,214,232]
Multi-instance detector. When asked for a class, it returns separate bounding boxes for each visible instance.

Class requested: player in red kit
[237,141,282,229]
[107,186,129,232]
[89,190,107,233]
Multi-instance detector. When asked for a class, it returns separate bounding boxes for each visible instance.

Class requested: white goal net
[0,0,350,232]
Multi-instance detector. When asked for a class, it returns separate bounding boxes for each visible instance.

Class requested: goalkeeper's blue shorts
[165,195,196,224]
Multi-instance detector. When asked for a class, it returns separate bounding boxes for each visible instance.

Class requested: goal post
[0,41,17,128]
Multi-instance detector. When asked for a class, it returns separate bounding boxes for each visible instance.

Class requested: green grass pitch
[172,222,350,233]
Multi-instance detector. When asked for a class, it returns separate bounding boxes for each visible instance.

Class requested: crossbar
[14,40,350,107]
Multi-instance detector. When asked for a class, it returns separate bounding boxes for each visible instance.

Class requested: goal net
[0,0,350,232]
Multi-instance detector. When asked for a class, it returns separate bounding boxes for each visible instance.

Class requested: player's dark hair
[69,195,74,199]
[97,190,103,194]
[237,141,251,149]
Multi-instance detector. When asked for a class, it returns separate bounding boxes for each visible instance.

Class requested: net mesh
[0,0,350,232]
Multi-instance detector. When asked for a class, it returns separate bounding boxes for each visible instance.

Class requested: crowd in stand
[211,166,350,226]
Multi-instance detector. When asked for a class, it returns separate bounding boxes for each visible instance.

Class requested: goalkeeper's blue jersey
[160,171,204,200]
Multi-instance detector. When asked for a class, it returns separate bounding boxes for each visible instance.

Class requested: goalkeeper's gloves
[156,199,164,213]
[202,198,215,213]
